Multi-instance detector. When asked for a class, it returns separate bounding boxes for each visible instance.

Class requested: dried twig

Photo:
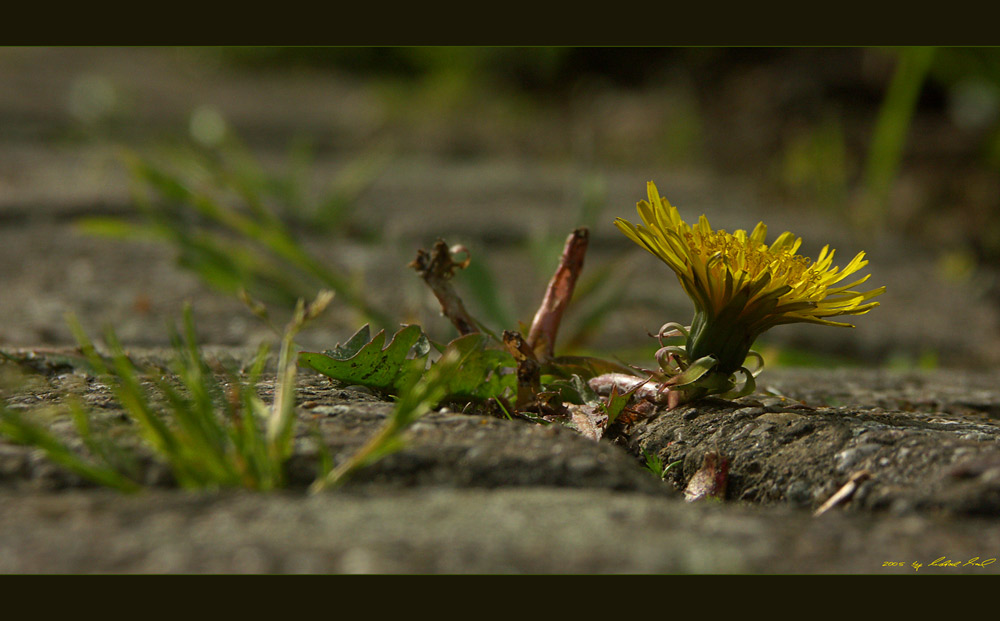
[409,240,480,336]
[526,227,589,359]
[502,330,541,410]
[813,470,872,517]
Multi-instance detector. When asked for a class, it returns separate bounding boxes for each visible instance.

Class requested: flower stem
[686,311,756,376]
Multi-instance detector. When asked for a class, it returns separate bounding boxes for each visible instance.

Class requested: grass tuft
[1,292,334,492]
[77,139,392,328]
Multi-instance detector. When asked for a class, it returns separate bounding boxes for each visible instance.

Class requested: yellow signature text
[888,557,997,571]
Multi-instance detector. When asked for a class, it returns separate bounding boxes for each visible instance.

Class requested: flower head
[615,181,884,405]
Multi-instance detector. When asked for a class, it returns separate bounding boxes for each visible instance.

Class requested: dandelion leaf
[323,324,373,360]
[298,325,428,393]
[437,333,516,402]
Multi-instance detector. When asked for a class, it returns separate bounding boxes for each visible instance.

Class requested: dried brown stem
[526,227,589,359]
[502,330,541,410]
[409,240,480,337]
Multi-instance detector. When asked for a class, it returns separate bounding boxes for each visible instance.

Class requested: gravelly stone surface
[2,359,1000,573]
[629,393,1000,517]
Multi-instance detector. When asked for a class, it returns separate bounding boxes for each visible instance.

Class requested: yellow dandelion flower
[615,181,885,404]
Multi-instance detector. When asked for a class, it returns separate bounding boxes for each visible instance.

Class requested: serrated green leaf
[322,324,372,360]
[436,333,516,401]
[298,325,428,393]
[301,328,516,403]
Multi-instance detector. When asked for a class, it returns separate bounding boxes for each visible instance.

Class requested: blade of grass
[0,405,141,493]
[8,292,333,493]
[99,148,393,328]
[67,397,141,483]
[69,314,183,461]
[856,46,936,230]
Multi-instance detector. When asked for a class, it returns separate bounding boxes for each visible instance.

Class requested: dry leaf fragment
[567,403,607,442]
[502,330,542,410]
[684,452,729,502]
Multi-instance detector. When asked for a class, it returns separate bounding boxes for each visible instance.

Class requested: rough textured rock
[628,393,1000,516]
[3,355,1000,574]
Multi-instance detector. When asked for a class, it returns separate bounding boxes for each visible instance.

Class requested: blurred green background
[4,46,1000,370]
[66,47,1000,251]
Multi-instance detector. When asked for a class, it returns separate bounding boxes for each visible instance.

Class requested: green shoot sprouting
[642,450,682,480]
